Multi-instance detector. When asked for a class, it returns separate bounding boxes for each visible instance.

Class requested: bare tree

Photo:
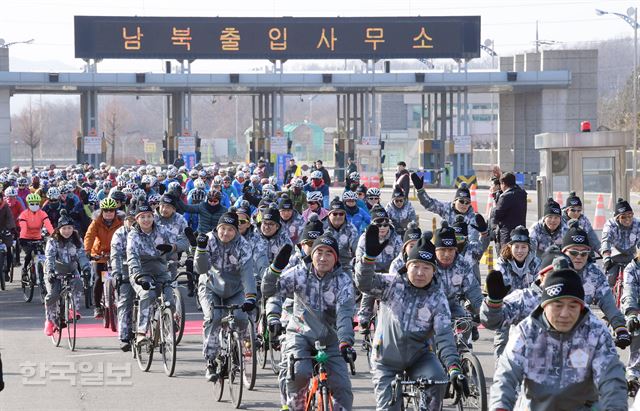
[16,98,42,169]
[101,98,129,165]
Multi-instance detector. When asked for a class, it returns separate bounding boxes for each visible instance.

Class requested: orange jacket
[18,209,54,240]
[84,215,123,263]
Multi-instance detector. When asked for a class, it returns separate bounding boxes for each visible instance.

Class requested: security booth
[534,130,630,221]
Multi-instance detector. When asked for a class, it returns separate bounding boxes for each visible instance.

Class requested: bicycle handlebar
[288,351,356,379]
[212,304,243,310]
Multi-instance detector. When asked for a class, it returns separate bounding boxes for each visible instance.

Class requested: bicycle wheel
[66,292,77,351]
[242,319,257,390]
[213,358,225,402]
[135,307,155,372]
[7,247,13,283]
[108,283,118,333]
[161,307,177,377]
[256,313,268,370]
[173,287,186,345]
[103,279,111,329]
[22,264,34,302]
[320,385,331,411]
[0,251,5,290]
[460,352,488,411]
[269,335,282,376]
[36,261,47,304]
[84,280,92,309]
[228,332,244,409]
[51,301,63,347]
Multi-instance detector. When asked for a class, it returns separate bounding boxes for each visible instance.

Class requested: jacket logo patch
[545,284,563,297]
[453,227,463,233]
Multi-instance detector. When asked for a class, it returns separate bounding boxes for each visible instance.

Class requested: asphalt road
[0,187,632,410]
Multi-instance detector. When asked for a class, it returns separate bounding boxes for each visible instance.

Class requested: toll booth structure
[534,131,630,221]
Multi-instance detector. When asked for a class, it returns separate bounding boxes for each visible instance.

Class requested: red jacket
[6,198,25,222]
[17,209,54,240]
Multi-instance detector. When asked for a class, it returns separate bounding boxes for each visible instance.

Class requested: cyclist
[562,191,600,251]
[191,190,227,235]
[278,194,305,245]
[193,208,256,381]
[323,197,359,277]
[384,186,417,238]
[84,198,124,319]
[495,225,540,292]
[110,209,137,351]
[561,220,630,349]
[490,258,627,410]
[411,174,480,238]
[43,210,92,336]
[253,204,293,279]
[529,198,567,257]
[0,190,16,281]
[18,193,54,282]
[623,248,640,388]
[154,194,190,284]
[343,190,370,235]
[303,170,330,209]
[302,191,328,222]
[221,175,239,204]
[285,177,307,214]
[127,201,188,344]
[356,227,468,410]
[4,187,25,265]
[388,222,422,276]
[185,188,206,231]
[262,235,356,411]
[365,187,381,210]
[42,187,63,227]
[601,197,640,286]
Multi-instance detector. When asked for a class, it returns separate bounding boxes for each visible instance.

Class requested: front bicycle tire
[161,307,177,377]
[66,292,77,351]
[36,261,47,304]
[22,265,34,302]
[213,365,225,402]
[0,251,5,290]
[51,301,63,347]
[173,287,186,345]
[460,352,488,411]
[321,385,332,411]
[269,337,282,376]
[106,279,118,332]
[228,332,244,409]
[242,319,257,390]
[135,310,155,372]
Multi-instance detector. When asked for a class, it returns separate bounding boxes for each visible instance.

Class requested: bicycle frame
[390,372,449,408]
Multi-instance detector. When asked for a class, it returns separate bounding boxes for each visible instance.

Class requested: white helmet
[311,170,323,180]
[194,179,206,190]
[47,187,61,200]
[367,188,381,197]
[306,191,323,203]
[342,191,358,201]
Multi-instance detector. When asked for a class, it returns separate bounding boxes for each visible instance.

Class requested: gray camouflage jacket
[529,219,568,257]
[194,232,256,299]
[562,212,601,252]
[126,222,189,280]
[323,220,359,269]
[384,200,417,234]
[437,256,484,316]
[253,227,293,281]
[416,188,479,239]
[280,212,305,244]
[110,225,132,280]
[577,262,625,329]
[154,211,189,261]
[356,229,403,272]
[45,236,90,276]
[621,259,640,316]
[601,217,640,255]
[496,252,541,291]
[262,263,355,347]
[355,258,460,370]
[490,307,627,411]
[480,281,542,331]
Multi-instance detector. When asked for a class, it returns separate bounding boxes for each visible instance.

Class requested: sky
[2,0,639,73]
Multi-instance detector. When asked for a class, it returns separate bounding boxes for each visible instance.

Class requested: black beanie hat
[508,225,530,244]
[217,206,239,230]
[301,213,324,243]
[57,209,74,228]
[370,204,389,221]
[614,198,633,217]
[311,234,340,261]
[406,232,437,268]
[565,191,582,209]
[403,221,422,245]
[543,198,562,217]
[278,194,294,211]
[561,219,590,251]
[455,182,470,201]
[328,196,346,214]
[540,257,584,306]
[356,184,368,195]
[392,185,405,199]
[539,245,572,273]
[135,200,153,217]
[434,221,457,249]
[452,215,468,237]
[262,204,281,225]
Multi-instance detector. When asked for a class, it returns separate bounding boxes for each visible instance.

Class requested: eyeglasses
[373,220,390,227]
[566,250,590,257]
[208,198,220,203]
[619,214,634,220]
[368,197,379,201]
[331,212,346,217]
[568,208,582,213]
[262,221,277,228]
[457,199,471,205]
[102,209,116,213]
[394,198,405,202]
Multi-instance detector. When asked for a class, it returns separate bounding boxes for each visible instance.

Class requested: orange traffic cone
[485,191,495,215]
[470,184,478,212]
[593,193,606,230]
[555,191,563,206]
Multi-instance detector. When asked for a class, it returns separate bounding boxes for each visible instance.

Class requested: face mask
[29,204,40,212]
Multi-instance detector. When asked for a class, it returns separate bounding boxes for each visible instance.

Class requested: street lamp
[0,38,34,48]
[481,39,498,167]
[596,7,639,178]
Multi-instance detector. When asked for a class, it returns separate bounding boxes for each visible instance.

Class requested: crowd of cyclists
[1,158,640,410]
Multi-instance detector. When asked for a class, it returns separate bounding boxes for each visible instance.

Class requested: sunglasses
[331,212,346,217]
[373,221,390,227]
[368,197,379,201]
[208,198,220,203]
[239,219,250,224]
[457,199,471,205]
[394,198,405,202]
[566,250,590,257]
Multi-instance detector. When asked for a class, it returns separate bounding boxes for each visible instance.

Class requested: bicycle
[50,261,80,351]
[389,371,450,411]
[169,261,190,345]
[21,240,47,303]
[360,314,377,371]
[93,256,118,332]
[448,317,487,411]
[132,278,177,377]
[609,249,634,309]
[288,340,356,411]
[0,230,14,290]
[255,304,270,371]
[211,304,251,408]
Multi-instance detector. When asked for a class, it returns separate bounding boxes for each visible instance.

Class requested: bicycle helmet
[17,176,28,186]
[292,178,304,189]
[116,175,127,188]
[87,191,99,206]
[47,187,61,200]
[268,176,277,186]
[342,191,358,201]
[190,189,206,203]
[59,185,71,195]
[367,188,381,197]
[311,171,323,180]
[133,189,147,201]
[109,189,126,203]
[236,171,246,179]
[306,191,323,203]
[207,190,222,200]
[167,181,182,196]
[26,193,41,204]
[222,175,232,183]
[189,169,198,178]
[349,172,360,181]
[127,182,139,191]
[141,175,152,185]
[4,186,17,197]
[167,169,177,179]
[198,170,207,178]
[148,194,161,205]
[122,187,134,197]
[213,176,223,186]
[194,179,206,190]
[99,197,118,210]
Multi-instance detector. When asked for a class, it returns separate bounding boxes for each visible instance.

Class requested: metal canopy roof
[0,70,571,95]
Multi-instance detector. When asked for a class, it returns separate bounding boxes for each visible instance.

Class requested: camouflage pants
[198,274,248,361]
[44,274,82,322]
[628,331,640,379]
[285,333,353,411]
[117,278,135,341]
[130,270,174,332]
[372,352,447,411]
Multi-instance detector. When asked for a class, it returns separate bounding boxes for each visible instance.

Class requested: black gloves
[155,244,174,255]
[272,244,293,272]
[242,180,252,194]
[340,344,356,363]
[603,256,614,272]
[242,298,256,313]
[185,227,197,247]
[627,315,640,334]
[196,233,209,249]
[410,172,423,190]
[47,272,56,284]
[615,327,631,349]
[449,367,470,397]
[268,318,282,340]
[485,270,511,302]
[364,225,388,258]
[470,214,488,233]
